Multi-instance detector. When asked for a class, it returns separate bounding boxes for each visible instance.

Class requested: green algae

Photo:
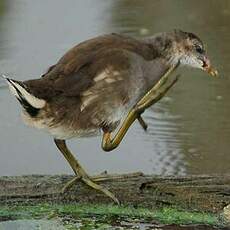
[0,203,221,226]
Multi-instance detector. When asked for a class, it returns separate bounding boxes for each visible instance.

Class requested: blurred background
[0,0,229,176]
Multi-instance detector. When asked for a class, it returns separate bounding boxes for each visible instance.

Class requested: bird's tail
[2,75,46,117]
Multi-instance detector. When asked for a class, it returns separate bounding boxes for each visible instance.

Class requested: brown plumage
[20,33,169,138]
[5,31,217,139]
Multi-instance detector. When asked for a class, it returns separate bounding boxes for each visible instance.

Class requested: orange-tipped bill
[202,57,218,77]
[205,66,218,77]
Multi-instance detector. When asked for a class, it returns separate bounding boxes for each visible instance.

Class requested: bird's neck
[142,33,182,67]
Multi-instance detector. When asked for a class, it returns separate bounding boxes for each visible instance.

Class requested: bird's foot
[55,139,120,204]
[61,175,81,194]
[61,172,143,204]
[62,171,143,192]
[61,172,120,205]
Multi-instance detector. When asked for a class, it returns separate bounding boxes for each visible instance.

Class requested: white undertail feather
[2,75,46,109]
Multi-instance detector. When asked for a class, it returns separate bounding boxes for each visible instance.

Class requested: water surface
[0,0,229,176]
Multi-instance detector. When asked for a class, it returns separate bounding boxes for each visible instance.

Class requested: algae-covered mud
[0,174,230,229]
[0,204,228,230]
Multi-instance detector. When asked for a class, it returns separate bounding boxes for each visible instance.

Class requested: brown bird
[3,30,217,204]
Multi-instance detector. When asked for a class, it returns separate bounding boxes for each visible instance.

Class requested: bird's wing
[24,34,157,99]
[23,33,166,102]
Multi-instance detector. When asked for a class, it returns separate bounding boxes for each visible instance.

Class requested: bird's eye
[195,45,204,54]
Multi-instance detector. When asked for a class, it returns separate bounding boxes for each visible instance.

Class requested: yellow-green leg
[102,63,180,151]
[54,139,120,204]
[54,63,179,204]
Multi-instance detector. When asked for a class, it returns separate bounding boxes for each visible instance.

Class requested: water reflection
[110,0,230,175]
[0,220,66,230]
[0,0,229,176]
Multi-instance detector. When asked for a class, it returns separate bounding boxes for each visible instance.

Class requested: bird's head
[170,30,218,76]
[152,30,218,76]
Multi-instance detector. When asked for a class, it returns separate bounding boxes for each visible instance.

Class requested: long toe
[61,175,81,193]
[82,177,120,205]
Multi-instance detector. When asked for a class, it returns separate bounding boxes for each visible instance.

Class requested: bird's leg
[54,63,179,203]
[54,139,120,204]
[102,109,138,151]
[102,63,180,152]
[135,74,180,113]
[137,115,148,131]
[135,62,179,110]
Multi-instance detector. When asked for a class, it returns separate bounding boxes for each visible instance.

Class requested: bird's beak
[202,56,218,77]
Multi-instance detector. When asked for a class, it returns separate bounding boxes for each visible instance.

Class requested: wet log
[0,173,229,213]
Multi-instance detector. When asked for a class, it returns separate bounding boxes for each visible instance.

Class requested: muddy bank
[0,172,229,230]
[0,173,229,213]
